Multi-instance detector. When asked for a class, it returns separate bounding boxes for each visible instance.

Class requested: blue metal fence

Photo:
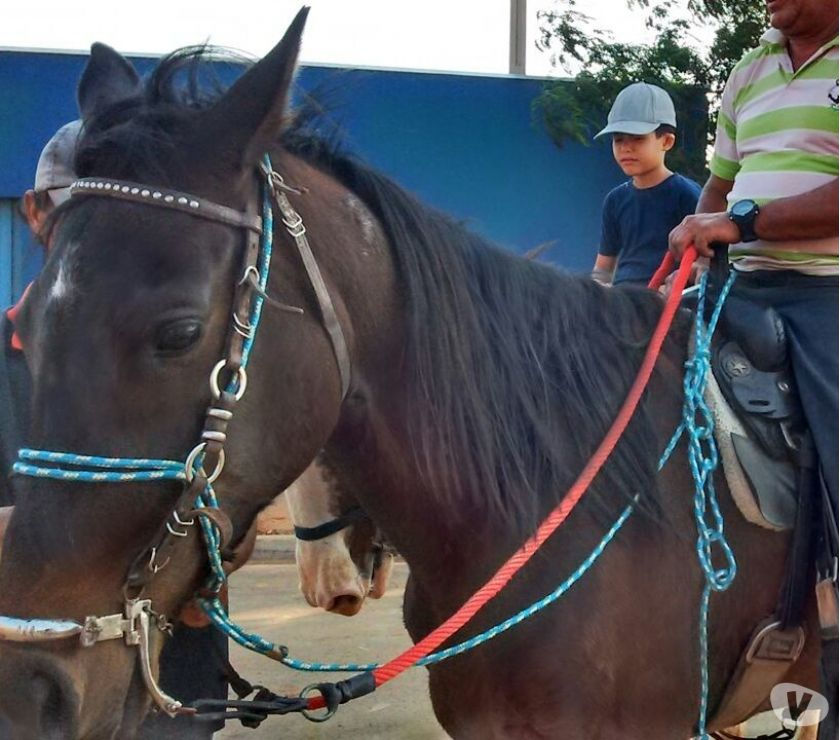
[0,49,625,304]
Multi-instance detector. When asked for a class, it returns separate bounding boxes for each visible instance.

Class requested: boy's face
[611,131,674,177]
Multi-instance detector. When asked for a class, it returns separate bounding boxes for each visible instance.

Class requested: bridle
[293,504,395,584]
[1,157,351,716]
[292,506,369,542]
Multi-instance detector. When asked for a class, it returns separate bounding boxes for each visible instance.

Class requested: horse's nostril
[0,646,79,740]
[33,670,74,740]
[329,594,364,616]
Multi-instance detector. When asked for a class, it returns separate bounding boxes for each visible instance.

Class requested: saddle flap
[731,433,797,530]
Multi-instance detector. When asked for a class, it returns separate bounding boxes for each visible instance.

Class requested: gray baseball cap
[34,120,82,206]
[594,82,676,139]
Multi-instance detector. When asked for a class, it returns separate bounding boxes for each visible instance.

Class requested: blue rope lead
[206,501,636,673]
[660,269,738,739]
[230,434,684,674]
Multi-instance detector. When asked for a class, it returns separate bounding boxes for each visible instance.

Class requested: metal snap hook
[184,443,226,484]
[209,360,247,401]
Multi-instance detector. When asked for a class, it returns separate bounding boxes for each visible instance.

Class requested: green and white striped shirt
[710,28,838,275]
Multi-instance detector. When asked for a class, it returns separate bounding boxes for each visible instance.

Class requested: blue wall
[0,50,624,304]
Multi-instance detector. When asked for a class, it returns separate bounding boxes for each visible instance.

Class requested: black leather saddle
[704,274,806,530]
[713,293,805,458]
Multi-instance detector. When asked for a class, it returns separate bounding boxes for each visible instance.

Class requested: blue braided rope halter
[13,156,278,637]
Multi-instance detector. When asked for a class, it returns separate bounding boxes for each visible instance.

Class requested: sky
[0,0,674,77]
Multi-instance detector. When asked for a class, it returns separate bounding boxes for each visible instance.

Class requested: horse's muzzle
[0,643,80,739]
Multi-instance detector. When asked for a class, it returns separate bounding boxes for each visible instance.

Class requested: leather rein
[0,160,350,716]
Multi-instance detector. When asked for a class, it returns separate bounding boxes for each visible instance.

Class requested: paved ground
[219,562,448,740]
[217,554,799,740]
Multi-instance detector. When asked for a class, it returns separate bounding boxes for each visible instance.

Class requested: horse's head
[285,460,394,616]
[0,8,363,737]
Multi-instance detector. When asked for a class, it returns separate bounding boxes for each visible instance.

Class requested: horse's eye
[155,319,203,354]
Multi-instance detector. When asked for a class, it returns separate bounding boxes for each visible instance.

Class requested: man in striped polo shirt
[670,0,837,733]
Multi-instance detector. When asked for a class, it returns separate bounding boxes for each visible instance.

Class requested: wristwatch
[728,199,760,243]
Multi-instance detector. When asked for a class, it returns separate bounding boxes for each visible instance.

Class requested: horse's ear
[77,43,142,121]
[201,6,309,173]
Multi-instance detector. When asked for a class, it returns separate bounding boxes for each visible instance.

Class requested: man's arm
[695,174,733,215]
[755,179,839,242]
[669,178,839,258]
[591,253,616,285]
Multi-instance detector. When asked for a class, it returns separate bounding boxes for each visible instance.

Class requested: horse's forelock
[74,46,251,186]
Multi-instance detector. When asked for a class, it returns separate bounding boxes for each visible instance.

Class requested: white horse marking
[343,194,379,249]
[285,462,369,615]
[47,241,79,305]
[285,459,393,616]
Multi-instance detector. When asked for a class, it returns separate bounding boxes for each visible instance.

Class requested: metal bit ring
[184,443,226,484]
[209,360,247,401]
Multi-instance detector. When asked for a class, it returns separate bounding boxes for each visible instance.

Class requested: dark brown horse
[0,10,819,739]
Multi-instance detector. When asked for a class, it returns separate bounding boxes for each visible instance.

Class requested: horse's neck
[327,400,512,606]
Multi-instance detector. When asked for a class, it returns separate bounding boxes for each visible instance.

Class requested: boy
[591,82,701,286]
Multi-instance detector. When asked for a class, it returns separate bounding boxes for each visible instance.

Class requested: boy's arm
[595,190,620,284]
[591,254,616,285]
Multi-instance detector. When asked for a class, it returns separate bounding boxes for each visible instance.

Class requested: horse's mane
[294,141,677,533]
[73,47,683,536]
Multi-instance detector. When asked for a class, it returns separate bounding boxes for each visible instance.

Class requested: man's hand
[668,211,740,259]
[659,258,709,297]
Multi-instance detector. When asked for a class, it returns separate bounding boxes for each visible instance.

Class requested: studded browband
[70,178,263,234]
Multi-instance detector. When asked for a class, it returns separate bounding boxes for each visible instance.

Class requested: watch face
[731,200,755,217]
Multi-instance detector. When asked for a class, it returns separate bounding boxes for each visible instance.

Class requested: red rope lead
[307,248,694,710]
[648,251,677,292]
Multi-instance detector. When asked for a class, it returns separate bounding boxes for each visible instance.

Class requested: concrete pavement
[219,551,798,739]
[219,562,447,739]
[249,535,297,564]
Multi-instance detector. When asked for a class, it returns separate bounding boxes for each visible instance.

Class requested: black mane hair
[72,46,684,536]
[298,145,676,533]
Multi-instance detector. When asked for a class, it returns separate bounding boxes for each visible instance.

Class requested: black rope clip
[190,687,307,729]
[299,672,377,724]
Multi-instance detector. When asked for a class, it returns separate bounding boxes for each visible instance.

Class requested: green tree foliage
[534,0,766,181]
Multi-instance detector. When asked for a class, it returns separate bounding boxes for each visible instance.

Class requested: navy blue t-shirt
[599,173,701,284]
